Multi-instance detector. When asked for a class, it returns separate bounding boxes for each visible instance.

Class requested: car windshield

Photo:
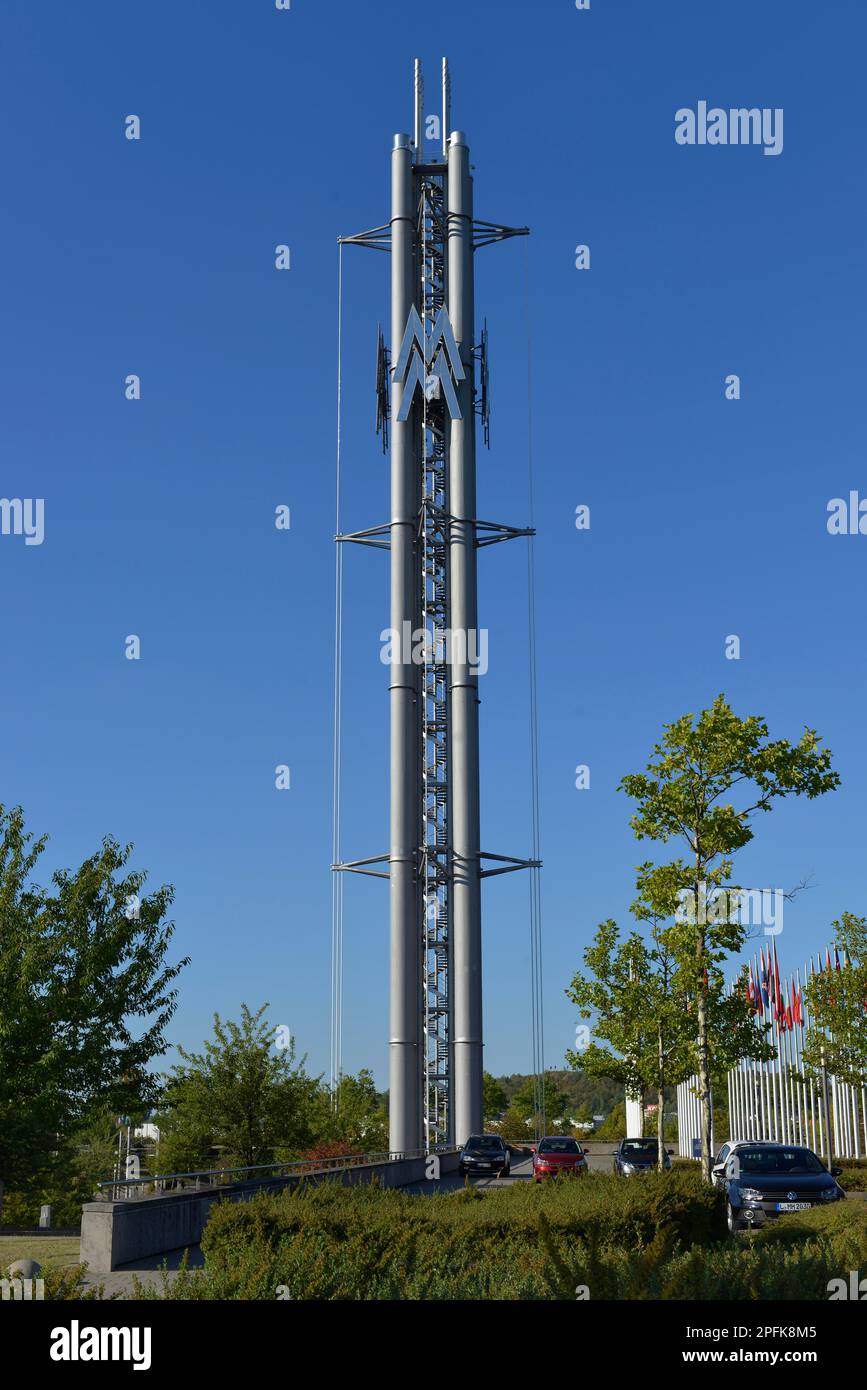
[737,1147,825,1175]
[622,1140,658,1157]
[539,1138,580,1154]
[465,1136,503,1152]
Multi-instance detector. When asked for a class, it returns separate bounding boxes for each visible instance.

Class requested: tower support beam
[448,132,483,1145]
[388,134,422,1153]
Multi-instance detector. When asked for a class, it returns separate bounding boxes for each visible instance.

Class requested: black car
[613,1137,673,1175]
[723,1142,845,1232]
[459,1134,510,1177]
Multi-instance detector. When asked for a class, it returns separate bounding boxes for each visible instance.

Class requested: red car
[532,1136,589,1182]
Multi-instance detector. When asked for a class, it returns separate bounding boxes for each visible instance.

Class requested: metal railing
[97,1148,458,1201]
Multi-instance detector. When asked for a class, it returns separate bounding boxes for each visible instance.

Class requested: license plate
[776,1201,811,1211]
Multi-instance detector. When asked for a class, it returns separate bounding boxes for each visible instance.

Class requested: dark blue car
[613,1137,673,1175]
[723,1142,845,1232]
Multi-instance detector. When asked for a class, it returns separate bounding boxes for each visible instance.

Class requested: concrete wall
[81,1152,461,1272]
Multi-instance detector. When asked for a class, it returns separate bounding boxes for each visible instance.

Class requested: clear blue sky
[2,0,865,1088]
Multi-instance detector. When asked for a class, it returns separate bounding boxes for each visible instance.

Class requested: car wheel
[727,1200,743,1233]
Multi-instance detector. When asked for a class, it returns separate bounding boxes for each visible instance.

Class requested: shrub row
[124,1169,854,1300]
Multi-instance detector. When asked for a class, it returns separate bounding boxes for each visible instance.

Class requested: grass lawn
[0,1235,81,1272]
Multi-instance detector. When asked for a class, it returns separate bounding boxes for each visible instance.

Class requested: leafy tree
[495,1069,621,1116]
[593,1101,627,1142]
[620,696,838,1178]
[567,918,695,1170]
[509,1073,572,1136]
[0,1107,124,1226]
[803,913,867,1094]
[316,1069,388,1153]
[483,1071,508,1121]
[0,804,187,1198]
[157,1004,320,1171]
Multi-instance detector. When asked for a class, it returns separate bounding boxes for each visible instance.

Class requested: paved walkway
[81,1243,204,1299]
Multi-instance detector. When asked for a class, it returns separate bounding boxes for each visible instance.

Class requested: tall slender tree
[620,696,838,1179]
[802,913,867,1094]
[567,915,695,1170]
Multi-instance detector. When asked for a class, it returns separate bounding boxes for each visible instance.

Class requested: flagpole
[759,948,772,1140]
[767,946,780,1141]
[761,953,772,1140]
[809,957,825,1160]
[774,942,789,1143]
[740,1054,747,1139]
[784,1008,796,1142]
[746,960,756,1139]
[801,964,817,1152]
[795,973,807,1143]
[790,974,806,1143]
[767,950,779,1141]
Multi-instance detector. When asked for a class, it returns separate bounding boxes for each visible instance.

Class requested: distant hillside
[495,1070,623,1117]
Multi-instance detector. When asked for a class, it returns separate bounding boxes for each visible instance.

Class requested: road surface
[402,1143,618,1194]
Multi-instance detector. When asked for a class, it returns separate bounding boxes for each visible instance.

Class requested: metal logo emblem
[786,1190,797,1201]
[394,305,465,421]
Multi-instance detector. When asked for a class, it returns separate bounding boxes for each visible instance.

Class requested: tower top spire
[412,58,452,162]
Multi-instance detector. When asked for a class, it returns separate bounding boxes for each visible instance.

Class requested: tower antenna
[414,58,423,160]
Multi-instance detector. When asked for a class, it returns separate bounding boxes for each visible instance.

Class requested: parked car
[711,1139,776,1189]
[458,1134,510,1177]
[613,1137,673,1175]
[532,1136,588,1182]
[721,1142,845,1232]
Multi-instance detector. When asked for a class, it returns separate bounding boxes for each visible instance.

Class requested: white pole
[785,1022,795,1141]
[778,1017,789,1145]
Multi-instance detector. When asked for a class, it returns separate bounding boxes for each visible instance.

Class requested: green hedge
[142,1170,867,1301]
[835,1163,867,1192]
[156,1169,721,1300]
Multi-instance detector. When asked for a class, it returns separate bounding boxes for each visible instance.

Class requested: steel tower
[336,60,537,1151]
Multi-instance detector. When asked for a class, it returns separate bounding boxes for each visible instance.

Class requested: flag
[793,976,803,1028]
[759,948,770,1012]
[773,941,783,1022]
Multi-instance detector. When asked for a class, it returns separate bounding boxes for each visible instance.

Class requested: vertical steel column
[447,132,483,1144]
[389,134,422,1153]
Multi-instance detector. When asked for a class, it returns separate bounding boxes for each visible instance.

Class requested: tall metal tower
[335,60,537,1152]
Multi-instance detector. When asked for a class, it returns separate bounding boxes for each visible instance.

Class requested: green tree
[317,1069,388,1153]
[593,1101,627,1142]
[483,1071,508,1121]
[509,1073,572,1136]
[0,804,187,1198]
[567,917,696,1170]
[802,914,867,1116]
[620,696,838,1179]
[157,1004,320,1171]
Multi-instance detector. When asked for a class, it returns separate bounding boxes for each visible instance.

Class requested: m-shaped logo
[394,306,465,421]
